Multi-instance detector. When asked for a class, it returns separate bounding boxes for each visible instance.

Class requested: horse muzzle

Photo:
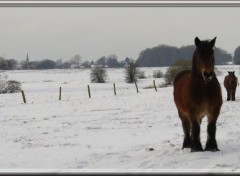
[203,71,214,81]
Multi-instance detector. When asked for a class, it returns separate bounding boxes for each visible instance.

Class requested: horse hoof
[191,146,203,152]
[191,148,203,152]
[182,140,191,149]
[205,147,220,152]
[182,145,191,149]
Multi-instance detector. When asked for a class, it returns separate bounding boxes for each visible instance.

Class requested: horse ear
[195,37,201,47]
[210,37,217,47]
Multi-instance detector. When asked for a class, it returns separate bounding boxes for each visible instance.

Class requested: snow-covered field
[1,65,240,173]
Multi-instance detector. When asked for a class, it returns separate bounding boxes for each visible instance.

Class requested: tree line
[1,44,240,70]
[0,55,131,70]
[136,45,233,67]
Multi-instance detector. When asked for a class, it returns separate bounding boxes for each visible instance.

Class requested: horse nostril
[203,72,208,77]
[203,71,213,81]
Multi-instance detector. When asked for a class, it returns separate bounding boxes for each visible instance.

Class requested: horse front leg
[232,89,236,101]
[205,118,220,152]
[182,119,191,149]
[178,110,191,149]
[182,121,191,149]
[227,91,230,101]
[190,118,203,152]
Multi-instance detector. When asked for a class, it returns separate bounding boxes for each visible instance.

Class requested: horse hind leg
[178,111,191,149]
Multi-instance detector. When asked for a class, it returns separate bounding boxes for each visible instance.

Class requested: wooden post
[113,83,116,95]
[21,90,26,103]
[134,81,139,93]
[59,87,62,100]
[153,80,157,92]
[88,85,91,98]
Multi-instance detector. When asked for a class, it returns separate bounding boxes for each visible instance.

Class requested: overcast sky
[0,7,240,62]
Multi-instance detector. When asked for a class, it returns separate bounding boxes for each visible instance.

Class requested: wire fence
[0,80,164,107]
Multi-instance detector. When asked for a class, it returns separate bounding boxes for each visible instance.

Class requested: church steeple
[26,53,29,62]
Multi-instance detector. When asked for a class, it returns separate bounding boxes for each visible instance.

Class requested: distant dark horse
[224,71,238,101]
[173,37,223,152]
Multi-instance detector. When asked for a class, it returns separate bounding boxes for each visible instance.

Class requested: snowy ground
[1,66,240,173]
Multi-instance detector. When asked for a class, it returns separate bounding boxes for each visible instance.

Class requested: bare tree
[125,60,139,83]
[0,71,8,93]
[70,54,81,65]
[0,57,8,70]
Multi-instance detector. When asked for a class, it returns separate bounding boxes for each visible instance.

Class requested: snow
[0,66,240,173]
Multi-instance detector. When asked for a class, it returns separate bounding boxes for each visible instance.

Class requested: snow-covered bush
[0,72,21,94]
[153,70,163,78]
[90,66,107,83]
[138,70,146,79]
[164,59,191,85]
[5,80,21,93]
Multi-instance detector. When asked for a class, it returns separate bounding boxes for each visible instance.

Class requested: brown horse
[173,37,222,152]
[224,71,238,101]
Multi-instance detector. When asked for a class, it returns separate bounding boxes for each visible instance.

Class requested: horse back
[174,70,191,86]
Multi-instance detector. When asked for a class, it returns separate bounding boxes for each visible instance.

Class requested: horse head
[228,71,235,76]
[194,37,216,81]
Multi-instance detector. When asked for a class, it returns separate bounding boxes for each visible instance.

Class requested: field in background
[1,66,240,171]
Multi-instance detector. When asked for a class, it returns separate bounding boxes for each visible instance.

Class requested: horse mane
[192,50,198,75]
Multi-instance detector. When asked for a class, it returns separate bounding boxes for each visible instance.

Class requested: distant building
[225,61,233,65]
[91,64,108,68]
[26,53,29,63]
[70,64,81,69]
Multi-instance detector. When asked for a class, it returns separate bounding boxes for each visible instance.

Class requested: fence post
[59,87,62,100]
[113,83,116,95]
[88,85,91,98]
[21,90,26,103]
[134,81,139,93]
[153,80,157,92]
